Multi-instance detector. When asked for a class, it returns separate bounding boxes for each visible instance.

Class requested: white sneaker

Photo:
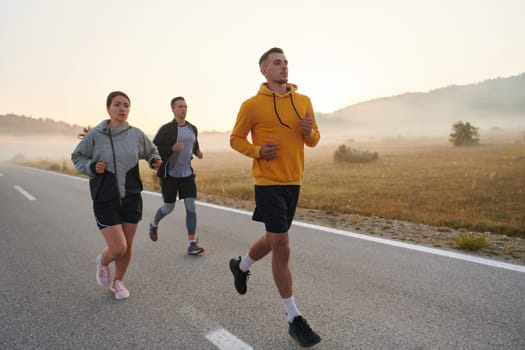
[111,280,130,300]
[96,255,111,288]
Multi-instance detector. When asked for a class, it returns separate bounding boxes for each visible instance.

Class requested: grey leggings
[154,198,196,235]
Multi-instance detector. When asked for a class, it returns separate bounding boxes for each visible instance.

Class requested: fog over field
[0,133,230,163]
[2,128,523,164]
[0,135,79,162]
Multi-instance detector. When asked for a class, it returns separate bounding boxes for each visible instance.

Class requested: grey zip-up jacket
[71,120,160,200]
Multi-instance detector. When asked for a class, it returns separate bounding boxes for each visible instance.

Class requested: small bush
[455,232,486,251]
[334,144,378,163]
[449,121,480,147]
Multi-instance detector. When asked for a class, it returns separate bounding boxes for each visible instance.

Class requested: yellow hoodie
[230,83,320,185]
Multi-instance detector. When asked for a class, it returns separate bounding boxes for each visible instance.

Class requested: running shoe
[187,242,205,255]
[111,280,130,300]
[229,256,250,295]
[96,254,111,288]
[149,221,158,242]
[288,315,321,347]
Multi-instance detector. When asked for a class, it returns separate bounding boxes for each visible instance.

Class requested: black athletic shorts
[93,194,143,230]
[252,185,300,233]
[161,175,197,203]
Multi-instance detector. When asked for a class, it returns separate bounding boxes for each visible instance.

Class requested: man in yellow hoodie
[229,47,321,347]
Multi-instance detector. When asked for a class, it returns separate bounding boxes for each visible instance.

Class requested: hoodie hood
[94,119,131,136]
[257,83,298,97]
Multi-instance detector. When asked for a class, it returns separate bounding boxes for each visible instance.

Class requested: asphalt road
[1,163,524,350]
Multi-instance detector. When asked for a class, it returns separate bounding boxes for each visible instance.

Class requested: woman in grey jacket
[71,91,162,300]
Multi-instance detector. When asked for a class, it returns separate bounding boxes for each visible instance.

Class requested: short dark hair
[106,91,130,108]
[170,96,185,109]
[259,47,284,67]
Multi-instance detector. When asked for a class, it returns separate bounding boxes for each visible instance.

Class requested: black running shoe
[229,256,250,295]
[149,222,158,242]
[288,316,321,347]
[188,242,205,255]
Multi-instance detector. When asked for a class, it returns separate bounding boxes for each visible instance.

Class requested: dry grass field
[191,134,525,238]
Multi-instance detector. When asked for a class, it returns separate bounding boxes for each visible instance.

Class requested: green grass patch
[455,232,487,251]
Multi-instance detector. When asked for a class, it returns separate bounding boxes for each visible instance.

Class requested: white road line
[206,329,254,350]
[294,221,525,274]
[14,185,36,201]
[27,167,88,181]
[179,304,254,350]
[195,199,251,216]
[185,196,525,274]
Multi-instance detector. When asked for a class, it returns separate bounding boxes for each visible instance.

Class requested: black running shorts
[161,175,197,203]
[252,185,300,233]
[93,194,143,229]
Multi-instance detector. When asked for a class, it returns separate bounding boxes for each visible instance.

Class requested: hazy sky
[2,0,524,135]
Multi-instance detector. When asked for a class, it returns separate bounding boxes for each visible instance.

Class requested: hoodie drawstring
[272,93,303,129]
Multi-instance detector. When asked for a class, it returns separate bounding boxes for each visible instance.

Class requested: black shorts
[252,185,300,233]
[161,175,197,203]
[93,194,143,230]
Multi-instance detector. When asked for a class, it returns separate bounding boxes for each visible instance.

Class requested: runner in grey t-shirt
[149,96,205,255]
[168,125,195,178]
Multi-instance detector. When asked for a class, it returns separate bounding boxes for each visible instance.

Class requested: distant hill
[317,73,525,139]
[0,114,83,137]
[3,73,525,141]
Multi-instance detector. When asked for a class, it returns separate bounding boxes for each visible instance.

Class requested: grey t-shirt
[168,124,195,178]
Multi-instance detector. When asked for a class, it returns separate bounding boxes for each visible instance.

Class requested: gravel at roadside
[199,193,525,267]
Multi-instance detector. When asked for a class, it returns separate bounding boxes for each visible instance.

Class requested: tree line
[0,114,81,136]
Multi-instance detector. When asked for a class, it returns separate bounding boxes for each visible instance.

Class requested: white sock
[188,239,195,247]
[150,220,158,227]
[283,296,301,323]
[239,254,255,272]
